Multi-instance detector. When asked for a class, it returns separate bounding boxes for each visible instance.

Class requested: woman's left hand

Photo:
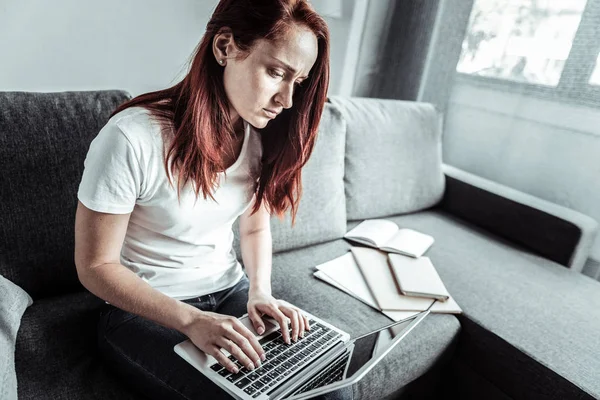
[247,289,310,344]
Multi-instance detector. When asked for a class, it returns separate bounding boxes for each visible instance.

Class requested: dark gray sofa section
[442,164,597,272]
[2,90,599,400]
[0,90,132,301]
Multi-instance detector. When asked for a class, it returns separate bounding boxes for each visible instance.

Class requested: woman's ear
[212,27,236,65]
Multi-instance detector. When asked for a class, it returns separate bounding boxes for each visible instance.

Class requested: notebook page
[344,219,399,248]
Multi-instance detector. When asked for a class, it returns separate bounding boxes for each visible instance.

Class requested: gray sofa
[2,90,600,400]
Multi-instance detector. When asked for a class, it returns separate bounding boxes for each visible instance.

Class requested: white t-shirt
[78,106,263,301]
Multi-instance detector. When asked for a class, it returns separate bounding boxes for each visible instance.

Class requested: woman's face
[216,25,319,130]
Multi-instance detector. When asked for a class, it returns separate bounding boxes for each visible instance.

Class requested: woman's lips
[263,109,277,119]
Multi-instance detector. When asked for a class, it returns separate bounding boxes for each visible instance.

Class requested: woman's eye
[269,69,284,78]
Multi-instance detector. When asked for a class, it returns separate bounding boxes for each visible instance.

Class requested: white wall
[322,0,355,95]
[0,0,354,97]
[444,80,600,278]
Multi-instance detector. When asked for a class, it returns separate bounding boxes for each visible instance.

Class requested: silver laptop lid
[280,309,431,400]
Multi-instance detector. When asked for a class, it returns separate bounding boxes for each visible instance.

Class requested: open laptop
[174,304,431,400]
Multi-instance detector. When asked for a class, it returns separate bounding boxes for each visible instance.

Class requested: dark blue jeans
[97,273,353,400]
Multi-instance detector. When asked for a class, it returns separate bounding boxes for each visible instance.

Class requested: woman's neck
[232,116,245,139]
[229,106,246,138]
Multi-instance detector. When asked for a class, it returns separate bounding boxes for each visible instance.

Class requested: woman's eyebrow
[269,56,309,80]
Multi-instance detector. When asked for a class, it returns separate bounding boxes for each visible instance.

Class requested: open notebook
[343,219,434,258]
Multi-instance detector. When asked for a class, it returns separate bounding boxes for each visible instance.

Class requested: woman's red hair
[109,0,330,226]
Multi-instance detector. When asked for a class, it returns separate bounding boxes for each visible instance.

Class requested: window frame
[456,0,600,109]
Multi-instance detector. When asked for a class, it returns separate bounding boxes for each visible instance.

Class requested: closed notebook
[344,219,434,258]
[387,254,450,301]
[313,270,422,322]
[314,252,381,310]
[314,251,462,317]
[349,247,434,311]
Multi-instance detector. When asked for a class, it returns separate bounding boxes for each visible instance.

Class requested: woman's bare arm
[74,201,200,334]
[75,201,265,372]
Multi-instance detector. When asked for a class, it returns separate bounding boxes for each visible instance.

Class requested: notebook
[343,219,434,258]
[313,251,462,317]
[313,252,424,321]
[387,254,450,301]
[313,270,423,322]
[349,247,434,311]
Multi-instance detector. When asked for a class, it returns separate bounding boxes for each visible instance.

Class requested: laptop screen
[344,315,418,378]
[285,311,427,400]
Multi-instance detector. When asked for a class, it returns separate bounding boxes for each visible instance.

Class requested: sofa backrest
[1,91,443,299]
[0,90,132,300]
[329,96,445,221]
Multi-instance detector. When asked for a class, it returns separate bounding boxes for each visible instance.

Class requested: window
[457,0,587,86]
[456,0,600,106]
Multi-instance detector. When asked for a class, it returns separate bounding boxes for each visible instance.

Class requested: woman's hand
[247,288,311,345]
[182,310,266,374]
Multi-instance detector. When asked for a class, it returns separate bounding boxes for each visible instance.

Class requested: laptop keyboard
[292,349,349,395]
[209,318,343,398]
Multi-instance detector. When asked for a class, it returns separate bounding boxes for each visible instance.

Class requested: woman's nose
[275,83,294,109]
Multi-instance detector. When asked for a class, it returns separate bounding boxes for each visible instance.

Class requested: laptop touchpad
[239,315,277,337]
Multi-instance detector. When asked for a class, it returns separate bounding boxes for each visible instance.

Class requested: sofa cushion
[269,238,460,400]
[15,291,143,400]
[233,101,347,255]
[360,210,600,399]
[0,274,33,400]
[0,90,132,300]
[329,96,445,220]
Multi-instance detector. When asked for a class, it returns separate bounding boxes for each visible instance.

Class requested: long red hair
[109,0,330,226]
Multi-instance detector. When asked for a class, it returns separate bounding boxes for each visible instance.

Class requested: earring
[219,59,224,65]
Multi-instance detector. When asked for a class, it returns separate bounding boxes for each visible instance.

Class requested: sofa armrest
[439,164,598,272]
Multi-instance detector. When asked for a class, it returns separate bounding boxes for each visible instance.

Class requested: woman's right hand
[182,310,266,374]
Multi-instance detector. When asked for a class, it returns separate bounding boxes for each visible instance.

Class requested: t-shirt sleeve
[77,121,143,214]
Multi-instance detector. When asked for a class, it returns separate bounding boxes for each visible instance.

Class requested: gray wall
[0,0,354,97]
[444,80,600,279]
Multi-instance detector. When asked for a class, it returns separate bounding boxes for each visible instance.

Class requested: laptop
[174,306,431,400]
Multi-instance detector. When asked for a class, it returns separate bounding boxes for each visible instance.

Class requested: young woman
[74,0,352,399]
